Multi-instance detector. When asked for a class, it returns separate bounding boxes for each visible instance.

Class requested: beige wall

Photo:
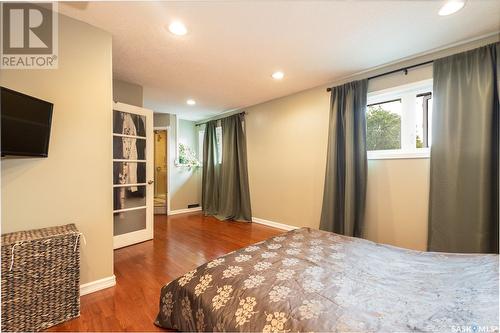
[365,159,430,250]
[113,78,143,107]
[1,15,113,284]
[154,113,171,128]
[246,87,329,229]
[242,36,498,251]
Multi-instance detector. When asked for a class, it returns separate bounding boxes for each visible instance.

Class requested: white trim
[113,205,147,213]
[168,207,202,215]
[368,149,430,160]
[252,217,298,231]
[113,227,152,249]
[113,183,147,188]
[112,133,146,139]
[113,159,147,163]
[80,275,116,296]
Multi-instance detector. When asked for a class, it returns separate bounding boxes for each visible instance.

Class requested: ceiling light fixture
[168,21,188,36]
[272,71,284,80]
[438,0,465,16]
[186,99,196,106]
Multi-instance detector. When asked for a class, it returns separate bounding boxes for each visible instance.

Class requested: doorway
[154,129,168,214]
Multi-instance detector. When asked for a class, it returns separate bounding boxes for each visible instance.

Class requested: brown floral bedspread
[155,227,499,332]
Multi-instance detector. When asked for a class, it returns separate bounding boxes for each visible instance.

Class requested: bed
[155,227,499,332]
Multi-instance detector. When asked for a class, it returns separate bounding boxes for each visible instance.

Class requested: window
[367,99,402,151]
[197,125,223,165]
[366,79,432,159]
[215,126,222,164]
[198,129,204,164]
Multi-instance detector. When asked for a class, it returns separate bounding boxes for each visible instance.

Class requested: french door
[112,102,154,249]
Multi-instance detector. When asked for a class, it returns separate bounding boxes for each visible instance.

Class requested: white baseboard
[168,207,202,215]
[252,217,298,231]
[80,275,116,296]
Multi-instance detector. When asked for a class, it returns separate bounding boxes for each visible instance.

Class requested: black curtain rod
[195,111,247,126]
[326,60,434,92]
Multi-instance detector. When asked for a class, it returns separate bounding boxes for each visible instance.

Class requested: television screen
[1,87,53,157]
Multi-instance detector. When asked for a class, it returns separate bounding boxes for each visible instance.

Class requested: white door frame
[153,126,170,215]
[113,102,154,249]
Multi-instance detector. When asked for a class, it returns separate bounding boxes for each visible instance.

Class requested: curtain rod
[326,60,434,92]
[195,111,247,126]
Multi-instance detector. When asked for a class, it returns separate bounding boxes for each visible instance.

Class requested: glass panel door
[112,103,153,249]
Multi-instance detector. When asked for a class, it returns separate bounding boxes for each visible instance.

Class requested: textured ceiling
[59,1,500,120]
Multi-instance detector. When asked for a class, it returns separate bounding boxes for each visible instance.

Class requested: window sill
[367,149,430,160]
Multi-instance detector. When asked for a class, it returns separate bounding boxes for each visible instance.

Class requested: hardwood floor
[49,212,283,332]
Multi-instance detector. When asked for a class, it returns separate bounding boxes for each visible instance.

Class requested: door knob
[148,180,154,185]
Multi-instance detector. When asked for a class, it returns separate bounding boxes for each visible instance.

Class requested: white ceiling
[59,1,500,121]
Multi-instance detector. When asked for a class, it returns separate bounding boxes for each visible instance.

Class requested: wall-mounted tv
[1,87,54,157]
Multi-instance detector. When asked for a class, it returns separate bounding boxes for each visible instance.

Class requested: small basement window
[366,79,432,159]
[198,125,223,165]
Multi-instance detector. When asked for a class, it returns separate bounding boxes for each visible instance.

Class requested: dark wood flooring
[49,212,283,332]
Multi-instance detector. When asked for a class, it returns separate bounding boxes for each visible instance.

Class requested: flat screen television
[1,87,53,157]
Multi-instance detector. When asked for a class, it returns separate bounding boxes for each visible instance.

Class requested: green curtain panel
[320,79,368,237]
[201,120,220,216]
[202,114,252,222]
[428,43,499,253]
[217,114,252,221]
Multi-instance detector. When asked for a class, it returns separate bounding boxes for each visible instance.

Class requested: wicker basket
[1,224,81,332]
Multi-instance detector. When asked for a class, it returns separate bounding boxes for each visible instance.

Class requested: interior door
[112,102,154,249]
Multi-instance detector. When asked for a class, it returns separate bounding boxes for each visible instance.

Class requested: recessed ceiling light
[168,21,188,36]
[272,71,284,80]
[438,0,465,16]
[186,99,196,106]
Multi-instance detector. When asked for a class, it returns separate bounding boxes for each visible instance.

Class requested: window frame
[418,92,432,148]
[198,129,205,165]
[366,79,432,160]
